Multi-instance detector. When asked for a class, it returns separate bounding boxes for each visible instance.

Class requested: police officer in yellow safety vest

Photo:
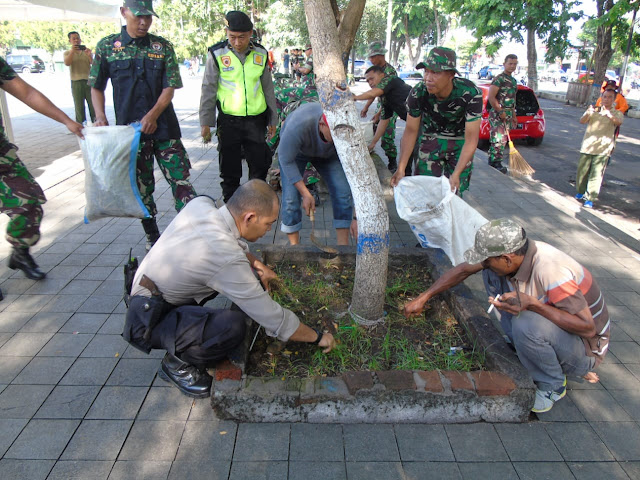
[200,10,278,202]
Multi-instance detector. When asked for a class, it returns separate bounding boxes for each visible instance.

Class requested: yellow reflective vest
[210,42,267,117]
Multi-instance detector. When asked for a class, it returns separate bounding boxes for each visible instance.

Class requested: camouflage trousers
[0,146,46,247]
[137,139,196,216]
[375,111,397,164]
[416,137,472,197]
[488,113,508,166]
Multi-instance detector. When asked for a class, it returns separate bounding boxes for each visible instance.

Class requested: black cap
[224,11,253,32]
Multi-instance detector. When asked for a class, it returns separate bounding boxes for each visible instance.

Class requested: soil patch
[247,261,485,377]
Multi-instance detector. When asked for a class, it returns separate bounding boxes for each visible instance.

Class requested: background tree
[394,0,449,67]
[444,0,580,92]
[304,0,390,323]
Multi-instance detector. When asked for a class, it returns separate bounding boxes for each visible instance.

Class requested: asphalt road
[502,98,640,223]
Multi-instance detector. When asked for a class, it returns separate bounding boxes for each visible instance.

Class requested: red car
[477,84,545,148]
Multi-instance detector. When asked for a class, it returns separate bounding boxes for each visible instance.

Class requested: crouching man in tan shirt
[124,179,335,398]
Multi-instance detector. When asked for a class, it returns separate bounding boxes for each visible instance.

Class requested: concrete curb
[537,90,640,118]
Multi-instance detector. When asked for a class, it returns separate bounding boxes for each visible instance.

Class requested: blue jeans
[280,153,353,233]
[483,269,595,391]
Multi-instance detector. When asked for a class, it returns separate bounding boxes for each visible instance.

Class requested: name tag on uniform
[253,54,264,66]
[148,53,164,59]
[222,67,234,72]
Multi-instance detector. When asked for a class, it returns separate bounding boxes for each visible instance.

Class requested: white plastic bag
[79,123,150,223]
[394,176,488,266]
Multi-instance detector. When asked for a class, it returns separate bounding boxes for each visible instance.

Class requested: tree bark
[304,0,389,323]
[526,26,538,92]
[336,0,366,63]
[591,0,615,102]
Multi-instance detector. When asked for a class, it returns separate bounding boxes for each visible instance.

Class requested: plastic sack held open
[394,176,487,266]
[78,123,150,223]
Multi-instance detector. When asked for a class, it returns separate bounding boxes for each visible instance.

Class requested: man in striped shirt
[402,218,607,413]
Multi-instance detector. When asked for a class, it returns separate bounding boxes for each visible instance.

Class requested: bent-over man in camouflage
[487,54,518,174]
[0,56,83,292]
[391,47,481,196]
[89,0,196,249]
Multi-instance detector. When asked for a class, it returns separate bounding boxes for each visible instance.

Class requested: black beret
[225,11,253,32]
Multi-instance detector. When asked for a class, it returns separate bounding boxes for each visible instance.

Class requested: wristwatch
[311,328,323,345]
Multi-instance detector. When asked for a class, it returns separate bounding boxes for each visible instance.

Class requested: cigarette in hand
[487,294,501,314]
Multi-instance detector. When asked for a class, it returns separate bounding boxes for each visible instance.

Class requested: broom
[506,126,535,178]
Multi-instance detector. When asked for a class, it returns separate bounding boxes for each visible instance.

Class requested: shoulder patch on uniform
[151,42,162,51]
[221,56,231,67]
[253,53,264,66]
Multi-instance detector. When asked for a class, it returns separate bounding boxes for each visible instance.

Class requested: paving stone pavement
[0,75,639,479]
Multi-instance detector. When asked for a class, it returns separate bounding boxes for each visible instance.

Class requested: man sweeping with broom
[487,54,518,174]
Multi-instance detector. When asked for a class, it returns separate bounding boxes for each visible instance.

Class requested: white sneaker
[531,377,567,413]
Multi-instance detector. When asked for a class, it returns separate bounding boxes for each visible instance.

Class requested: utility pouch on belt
[138,274,170,342]
[123,248,139,308]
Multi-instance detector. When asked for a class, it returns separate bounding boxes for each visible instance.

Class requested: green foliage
[579,13,640,67]
[262,0,309,48]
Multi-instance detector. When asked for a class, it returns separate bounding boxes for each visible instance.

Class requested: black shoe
[141,217,160,251]
[158,352,212,399]
[490,163,508,174]
[8,247,46,280]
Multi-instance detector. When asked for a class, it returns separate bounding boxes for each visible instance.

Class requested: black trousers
[124,296,246,369]
[216,112,271,202]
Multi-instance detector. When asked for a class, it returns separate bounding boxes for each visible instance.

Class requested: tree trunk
[591,0,615,102]
[526,26,538,92]
[434,3,441,45]
[304,0,389,323]
[336,0,366,64]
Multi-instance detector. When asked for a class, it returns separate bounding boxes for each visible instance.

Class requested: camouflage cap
[368,40,387,57]
[305,43,312,50]
[123,0,157,17]
[224,11,253,32]
[415,47,459,74]
[463,218,527,264]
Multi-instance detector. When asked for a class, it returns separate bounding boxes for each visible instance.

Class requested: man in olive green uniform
[359,41,398,171]
[89,0,196,249]
[295,43,315,89]
[64,31,95,124]
[391,47,481,197]
[200,10,278,202]
[0,57,83,290]
[487,54,518,174]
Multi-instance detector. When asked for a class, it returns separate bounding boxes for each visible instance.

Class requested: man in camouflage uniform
[0,57,83,289]
[359,41,398,171]
[391,47,481,197]
[487,54,518,174]
[89,0,196,249]
[295,44,315,88]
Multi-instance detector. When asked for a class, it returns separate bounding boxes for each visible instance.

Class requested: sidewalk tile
[86,386,148,420]
[80,334,128,358]
[59,357,118,385]
[46,265,85,279]
[0,332,53,356]
[98,314,125,335]
[620,462,640,479]
[544,423,614,461]
[608,340,640,363]
[616,318,640,342]
[137,387,193,421]
[76,266,116,281]
[0,332,11,348]
[0,278,36,295]
[234,423,291,461]
[0,312,36,333]
[394,424,454,461]
[123,345,166,359]
[512,462,574,480]
[590,421,640,461]
[118,420,185,461]
[445,424,509,462]
[568,461,630,480]
[62,419,133,460]
[495,423,563,461]
[47,460,113,479]
[93,280,122,296]
[0,384,54,418]
[170,460,231,480]
[289,424,344,462]
[345,462,405,480]
[343,424,400,462]
[19,312,72,333]
[5,418,80,459]
[0,459,54,480]
[175,420,236,461]
[74,244,108,255]
[11,356,75,384]
[78,295,122,314]
[35,385,100,419]
[457,462,518,479]
[60,313,109,334]
[568,390,632,421]
[610,291,640,309]
[24,278,69,295]
[187,397,217,420]
[0,418,28,456]
[401,462,462,480]
[108,461,171,479]
[289,461,347,480]
[0,356,30,383]
[596,363,640,390]
[106,358,159,386]
[59,255,98,267]
[609,388,640,418]
[39,294,90,313]
[37,333,93,357]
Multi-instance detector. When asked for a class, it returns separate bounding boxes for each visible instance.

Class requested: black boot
[158,352,212,399]
[141,217,160,251]
[490,162,508,175]
[8,247,46,280]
